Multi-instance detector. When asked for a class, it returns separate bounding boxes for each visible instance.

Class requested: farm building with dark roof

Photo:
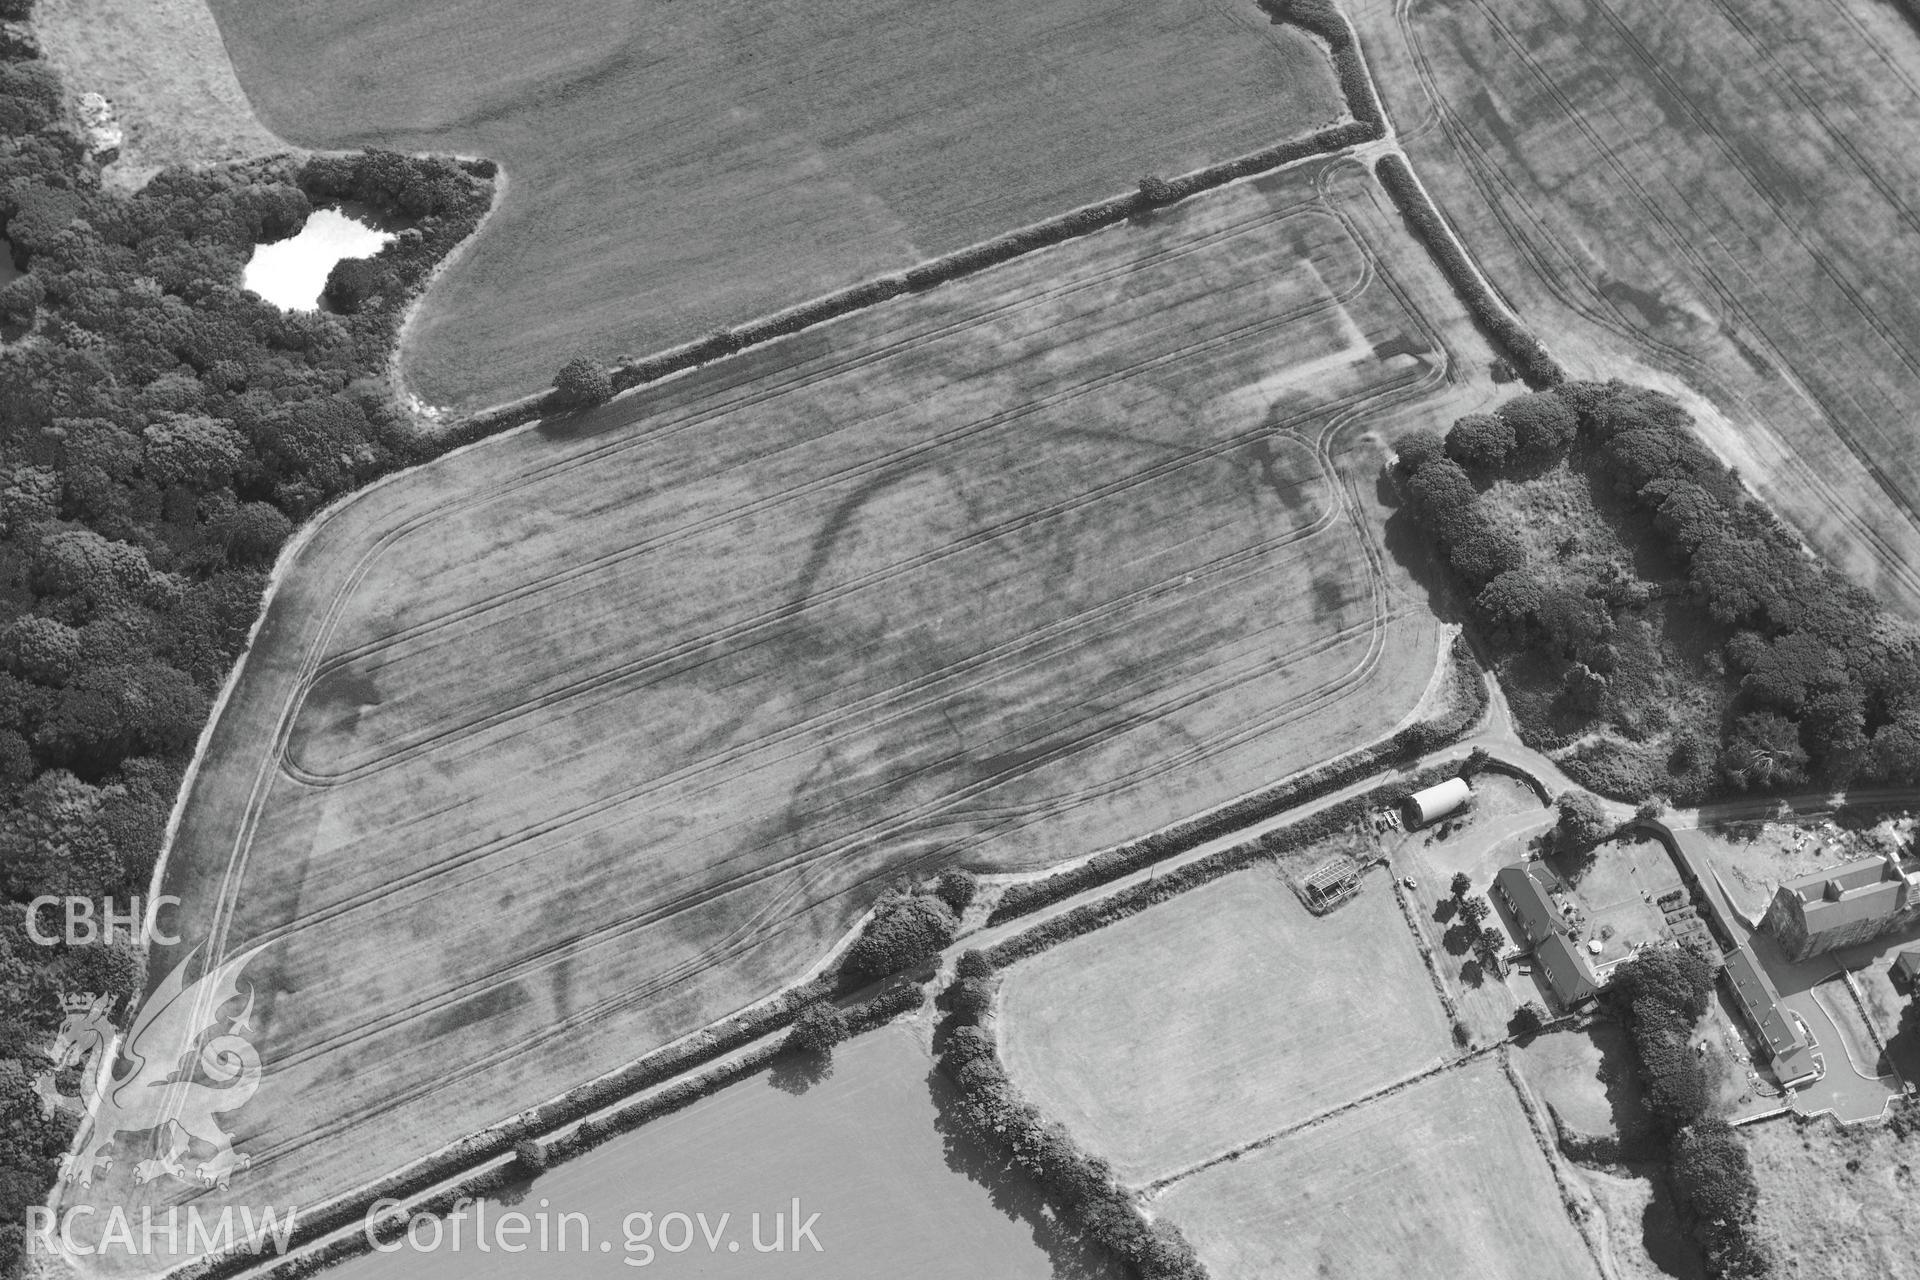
[1493,860,1601,1010]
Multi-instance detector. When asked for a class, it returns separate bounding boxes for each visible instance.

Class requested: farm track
[1384,0,1920,604]
[152,159,1468,1196]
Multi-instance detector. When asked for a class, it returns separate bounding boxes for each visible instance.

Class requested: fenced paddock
[997,863,1453,1183]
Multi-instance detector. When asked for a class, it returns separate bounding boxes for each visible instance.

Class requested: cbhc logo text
[27,896,182,946]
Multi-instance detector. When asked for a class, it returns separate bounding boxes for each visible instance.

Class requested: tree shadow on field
[1886,1000,1920,1085]
[1379,498,1468,625]
[925,1067,1126,1280]
[492,1170,536,1208]
[1636,1162,1710,1280]
[767,1048,834,1096]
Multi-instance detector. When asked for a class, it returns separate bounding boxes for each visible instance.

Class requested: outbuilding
[1402,777,1472,829]
[1895,948,1920,991]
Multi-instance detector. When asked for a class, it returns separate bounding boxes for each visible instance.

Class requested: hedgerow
[937,974,1206,1279]
[186,974,929,1280]
[474,121,1387,446]
[1258,0,1387,134]
[987,760,1467,967]
[1373,152,1565,388]
[989,636,1485,922]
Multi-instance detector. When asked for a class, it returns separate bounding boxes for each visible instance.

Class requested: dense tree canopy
[1443,412,1514,469]
[1554,789,1611,849]
[1498,392,1576,461]
[551,354,612,408]
[1397,378,1920,802]
[841,892,958,982]
[0,28,495,1266]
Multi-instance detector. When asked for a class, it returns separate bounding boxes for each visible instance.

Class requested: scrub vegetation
[1350,0,1920,618]
[1396,380,1920,802]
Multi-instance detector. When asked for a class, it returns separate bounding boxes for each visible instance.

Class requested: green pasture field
[113,159,1506,1232]
[204,0,1347,410]
[1157,1057,1602,1280]
[1347,0,1920,617]
[998,864,1453,1184]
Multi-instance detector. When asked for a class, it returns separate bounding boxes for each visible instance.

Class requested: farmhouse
[1402,777,1471,829]
[1722,944,1822,1088]
[1759,847,1920,961]
[1493,861,1601,1009]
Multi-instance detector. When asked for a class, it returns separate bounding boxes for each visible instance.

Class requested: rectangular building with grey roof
[1760,849,1920,961]
[1722,943,1821,1088]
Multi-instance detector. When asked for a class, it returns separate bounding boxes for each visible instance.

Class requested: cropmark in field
[73,155,1512,1247]
[1347,0,1920,616]
[204,0,1351,410]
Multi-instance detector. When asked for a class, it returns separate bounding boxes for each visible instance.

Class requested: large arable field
[1155,1057,1602,1280]
[79,158,1510,1243]
[1348,0,1920,617]
[201,0,1347,410]
[998,864,1453,1183]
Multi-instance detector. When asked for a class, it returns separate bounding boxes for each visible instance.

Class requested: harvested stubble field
[1155,1056,1602,1280]
[1347,0,1920,616]
[106,161,1498,1241]
[998,863,1453,1184]
[203,0,1348,410]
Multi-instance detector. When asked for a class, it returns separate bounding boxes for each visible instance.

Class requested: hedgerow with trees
[1394,380,1920,802]
[938,960,1206,1280]
[1605,951,1770,1277]
[0,6,493,1264]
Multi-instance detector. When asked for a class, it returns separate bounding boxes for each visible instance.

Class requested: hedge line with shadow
[986,758,1469,968]
[1373,152,1565,388]
[937,972,1207,1280]
[192,976,929,1280]
[989,635,1486,923]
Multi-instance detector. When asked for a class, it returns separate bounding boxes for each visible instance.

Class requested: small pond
[242,208,393,311]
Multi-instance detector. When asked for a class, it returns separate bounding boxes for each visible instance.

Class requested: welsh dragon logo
[43,944,267,1190]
